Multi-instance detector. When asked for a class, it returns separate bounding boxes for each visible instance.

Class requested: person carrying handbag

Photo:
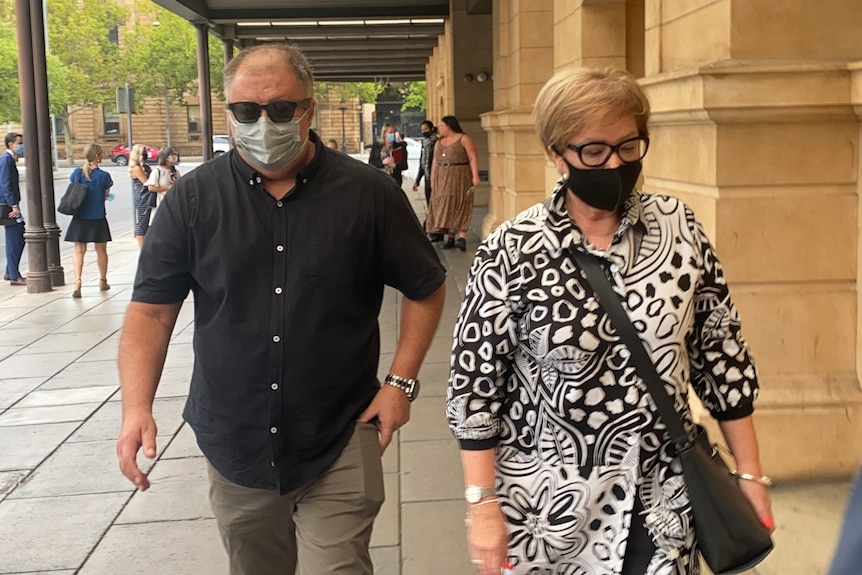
[447,67,773,575]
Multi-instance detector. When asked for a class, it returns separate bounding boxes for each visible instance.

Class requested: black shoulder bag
[57,170,88,216]
[570,248,773,575]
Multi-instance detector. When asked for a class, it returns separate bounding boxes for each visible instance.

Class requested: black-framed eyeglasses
[566,135,650,168]
[227,99,312,124]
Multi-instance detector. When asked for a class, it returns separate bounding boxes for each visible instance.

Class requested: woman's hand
[383,156,395,167]
[472,176,481,187]
[466,502,508,575]
[737,479,775,533]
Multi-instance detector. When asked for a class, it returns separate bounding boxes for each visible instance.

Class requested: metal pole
[163,83,171,148]
[126,82,133,150]
[339,105,347,153]
[196,23,213,160]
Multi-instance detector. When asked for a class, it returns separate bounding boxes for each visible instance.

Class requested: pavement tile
[160,423,202,459]
[371,472,400,548]
[422,336,456,364]
[382,431,399,473]
[0,492,130,573]
[37,359,119,390]
[0,377,46,410]
[0,402,101,428]
[0,344,27,362]
[76,519,228,575]
[67,396,186,443]
[0,470,28,500]
[400,439,463,502]
[0,327,53,348]
[18,331,116,355]
[163,342,194,369]
[6,439,152,499]
[73,334,120,363]
[116,457,212,524]
[81,299,132,316]
[151,366,193,399]
[400,396,451,443]
[751,481,852,575]
[53,312,126,332]
[417,361,450,398]
[402,500,474,575]
[14,385,116,408]
[0,351,82,378]
[370,546,400,575]
[0,422,79,471]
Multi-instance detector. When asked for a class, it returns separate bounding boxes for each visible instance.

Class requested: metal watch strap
[384,374,418,400]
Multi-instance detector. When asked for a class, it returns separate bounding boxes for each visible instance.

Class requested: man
[116,43,446,575]
[0,133,25,286]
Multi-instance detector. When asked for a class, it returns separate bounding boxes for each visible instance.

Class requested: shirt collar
[542,177,647,259]
[231,129,324,190]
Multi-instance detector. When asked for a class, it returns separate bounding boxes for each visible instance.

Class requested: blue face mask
[386,133,396,143]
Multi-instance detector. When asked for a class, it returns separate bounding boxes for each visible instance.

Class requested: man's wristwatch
[384,374,420,402]
[464,485,496,504]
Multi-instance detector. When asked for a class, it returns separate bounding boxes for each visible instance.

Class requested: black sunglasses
[227,99,312,124]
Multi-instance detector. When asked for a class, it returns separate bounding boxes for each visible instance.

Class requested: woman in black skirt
[65,143,113,298]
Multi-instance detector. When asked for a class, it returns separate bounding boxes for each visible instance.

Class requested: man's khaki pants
[208,421,385,575]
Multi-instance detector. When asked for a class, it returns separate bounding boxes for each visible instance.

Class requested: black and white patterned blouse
[447,182,759,575]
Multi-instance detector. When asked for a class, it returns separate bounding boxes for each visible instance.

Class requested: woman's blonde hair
[533,67,650,156]
[81,143,102,181]
[128,144,146,175]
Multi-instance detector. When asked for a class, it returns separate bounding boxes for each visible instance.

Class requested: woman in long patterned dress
[447,67,774,575]
[426,115,480,251]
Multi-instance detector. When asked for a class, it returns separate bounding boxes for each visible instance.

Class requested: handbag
[570,248,774,575]
[0,204,17,226]
[139,185,157,208]
[57,170,88,216]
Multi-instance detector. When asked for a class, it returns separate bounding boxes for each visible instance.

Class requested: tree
[47,0,128,161]
[401,81,426,112]
[0,7,70,124]
[315,82,384,104]
[122,0,227,144]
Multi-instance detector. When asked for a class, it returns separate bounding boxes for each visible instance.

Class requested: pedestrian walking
[116,42,446,575]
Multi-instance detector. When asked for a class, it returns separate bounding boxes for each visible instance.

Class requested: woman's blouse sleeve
[447,230,520,450]
[686,208,759,420]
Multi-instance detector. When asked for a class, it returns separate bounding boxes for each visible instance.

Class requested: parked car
[110,143,160,166]
[213,134,231,155]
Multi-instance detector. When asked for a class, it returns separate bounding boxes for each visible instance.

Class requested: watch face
[465,485,482,503]
[408,379,420,400]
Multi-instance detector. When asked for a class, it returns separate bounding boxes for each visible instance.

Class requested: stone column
[640,0,862,479]
[480,0,554,236]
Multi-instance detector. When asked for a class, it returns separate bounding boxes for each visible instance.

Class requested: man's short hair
[224,43,314,101]
[4,133,19,148]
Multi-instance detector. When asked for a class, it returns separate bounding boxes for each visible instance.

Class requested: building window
[108,25,119,45]
[103,103,120,135]
[188,105,201,134]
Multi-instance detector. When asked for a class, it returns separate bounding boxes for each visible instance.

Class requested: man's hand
[412,183,419,191]
[357,384,411,453]
[9,206,20,218]
[116,408,158,491]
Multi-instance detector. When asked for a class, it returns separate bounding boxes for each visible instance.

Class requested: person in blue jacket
[0,133,26,286]
[65,143,113,298]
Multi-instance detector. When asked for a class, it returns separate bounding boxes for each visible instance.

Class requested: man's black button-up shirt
[132,131,446,493]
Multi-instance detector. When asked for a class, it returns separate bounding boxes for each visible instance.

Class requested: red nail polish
[762,516,774,530]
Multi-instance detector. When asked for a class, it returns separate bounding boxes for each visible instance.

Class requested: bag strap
[569,247,689,442]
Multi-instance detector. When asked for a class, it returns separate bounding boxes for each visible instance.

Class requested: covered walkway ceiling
[150,0,495,82]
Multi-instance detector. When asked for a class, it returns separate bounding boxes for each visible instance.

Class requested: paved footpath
[0,179,854,574]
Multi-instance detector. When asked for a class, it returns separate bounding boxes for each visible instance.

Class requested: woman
[447,68,773,575]
[426,115,479,251]
[145,146,180,209]
[412,120,441,241]
[129,144,153,248]
[65,143,113,298]
[368,123,408,184]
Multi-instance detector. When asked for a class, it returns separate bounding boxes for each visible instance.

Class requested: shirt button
[248,179,254,186]
[270,426,278,434]
[276,245,284,252]
[276,201,283,207]
[271,383,279,390]
[273,335,280,342]
[275,287,283,294]
[271,461,276,467]
[302,178,307,184]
